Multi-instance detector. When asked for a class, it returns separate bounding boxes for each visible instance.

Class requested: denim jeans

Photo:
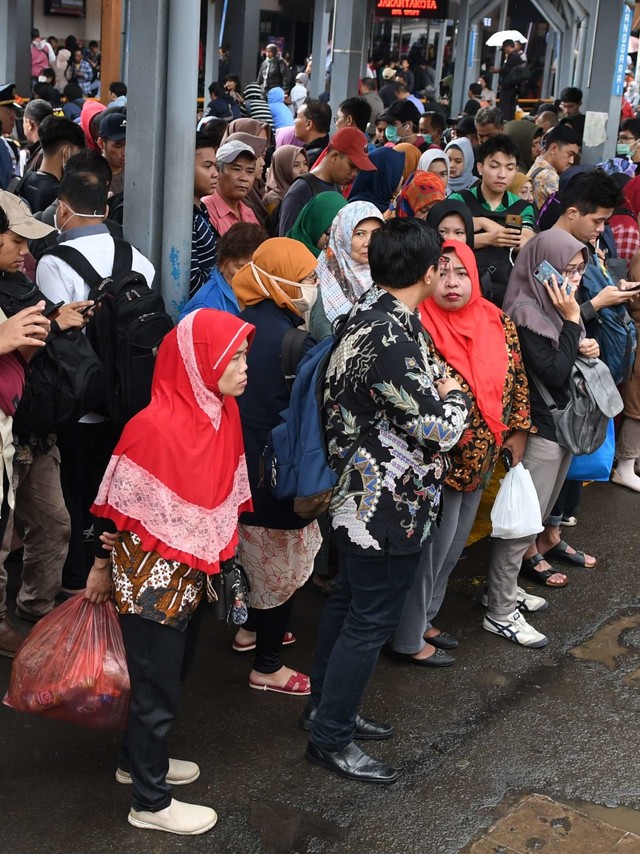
[309,547,420,751]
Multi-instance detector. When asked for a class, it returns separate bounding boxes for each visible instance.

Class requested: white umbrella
[486,30,528,47]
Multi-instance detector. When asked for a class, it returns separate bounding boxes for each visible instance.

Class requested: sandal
[520,553,569,588]
[232,631,296,653]
[543,540,596,568]
[249,671,311,695]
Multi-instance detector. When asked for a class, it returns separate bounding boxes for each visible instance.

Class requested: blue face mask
[617,143,632,157]
[385,125,399,143]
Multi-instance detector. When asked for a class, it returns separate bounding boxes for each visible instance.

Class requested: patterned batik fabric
[437,314,534,493]
[237,521,322,609]
[324,286,471,555]
[112,530,204,631]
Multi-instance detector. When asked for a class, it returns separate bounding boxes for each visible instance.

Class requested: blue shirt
[179,267,239,320]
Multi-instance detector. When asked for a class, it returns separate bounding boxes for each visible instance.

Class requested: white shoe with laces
[116,758,200,786]
[128,798,217,835]
[483,609,548,648]
[480,587,548,613]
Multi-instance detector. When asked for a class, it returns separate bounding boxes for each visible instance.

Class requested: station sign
[375,0,449,19]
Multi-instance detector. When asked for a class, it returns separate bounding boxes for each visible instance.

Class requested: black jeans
[242,595,295,674]
[118,603,205,812]
[310,547,420,751]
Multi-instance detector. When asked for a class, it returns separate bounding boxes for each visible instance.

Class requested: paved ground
[2,479,640,853]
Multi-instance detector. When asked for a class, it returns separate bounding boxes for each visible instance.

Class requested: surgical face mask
[250,262,318,313]
[617,143,632,157]
[422,134,433,145]
[385,125,399,143]
[38,75,48,83]
[55,202,106,235]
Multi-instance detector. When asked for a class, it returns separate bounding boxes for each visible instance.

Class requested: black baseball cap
[378,100,422,127]
[99,112,127,141]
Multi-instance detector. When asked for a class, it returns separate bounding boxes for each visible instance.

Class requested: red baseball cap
[328,128,376,171]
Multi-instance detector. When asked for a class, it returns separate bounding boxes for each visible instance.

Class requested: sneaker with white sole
[128,798,217,835]
[483,609,548,648]
[116,758,200,786]
[480,587,548,613]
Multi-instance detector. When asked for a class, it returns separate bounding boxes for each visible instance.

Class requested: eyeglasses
[562,263,587,278]
[618,135,635,142]
[299,271,318,285]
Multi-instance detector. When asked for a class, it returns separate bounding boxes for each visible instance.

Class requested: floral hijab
[317,201,384,323]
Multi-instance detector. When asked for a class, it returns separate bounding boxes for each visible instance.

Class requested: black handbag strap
[528,370,561,413]
[281,326,310,392]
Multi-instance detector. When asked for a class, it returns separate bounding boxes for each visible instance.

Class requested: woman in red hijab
[86,308,254,837]
[388,240,535,666]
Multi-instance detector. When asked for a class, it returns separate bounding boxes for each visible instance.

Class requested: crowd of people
[0,32,639,839]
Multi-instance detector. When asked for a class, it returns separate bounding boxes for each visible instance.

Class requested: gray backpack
[530,356,623,456]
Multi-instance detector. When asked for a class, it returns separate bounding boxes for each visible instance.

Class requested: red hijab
[419,240,509,444]
[92,309,255,574]
[79,100,106,151]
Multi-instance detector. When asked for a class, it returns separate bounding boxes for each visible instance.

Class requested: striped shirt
[191,204,219,297]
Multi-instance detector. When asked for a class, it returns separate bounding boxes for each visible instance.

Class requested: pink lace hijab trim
[95,454,252,566]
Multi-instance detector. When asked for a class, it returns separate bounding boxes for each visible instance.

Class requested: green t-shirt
[449,185,536,229]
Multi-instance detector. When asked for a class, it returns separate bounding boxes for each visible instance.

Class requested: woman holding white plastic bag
[388,240,535,667]
[484,230,600,649]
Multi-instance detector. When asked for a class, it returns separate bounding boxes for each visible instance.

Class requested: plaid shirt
[609,213,640,261]
[73,59,94,95]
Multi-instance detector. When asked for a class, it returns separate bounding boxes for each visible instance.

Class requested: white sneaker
[128,798,217,835]
[483,609,548,648]
[116,758,200,786]
[480,587,548,613]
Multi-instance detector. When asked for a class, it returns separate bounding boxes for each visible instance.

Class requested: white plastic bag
[490,463,544,539]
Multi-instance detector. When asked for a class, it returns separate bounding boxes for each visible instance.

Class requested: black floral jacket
[324,286,471,555]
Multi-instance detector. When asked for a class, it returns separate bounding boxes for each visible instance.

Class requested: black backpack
[42,239,174,426]
[0,276,105,435]
[457,188,530,307]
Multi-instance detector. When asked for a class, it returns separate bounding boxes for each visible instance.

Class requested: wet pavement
[2,479,640,853]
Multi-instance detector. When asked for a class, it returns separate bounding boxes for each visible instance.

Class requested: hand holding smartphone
[534,260,572,295]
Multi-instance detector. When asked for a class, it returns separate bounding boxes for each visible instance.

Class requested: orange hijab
[394,142,420,183]
[232,237,317,315]
[419,240,509,443]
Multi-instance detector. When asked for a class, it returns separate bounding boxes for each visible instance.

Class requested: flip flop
[544,540,596,568]
[520,553,569,588]
[232,631,296,653]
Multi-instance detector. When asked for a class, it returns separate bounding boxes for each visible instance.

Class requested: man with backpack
[552,169,637,385]
[36,171,164,596]
[449,134,535,306]
[303,219,470,784]
[277,127,376,236]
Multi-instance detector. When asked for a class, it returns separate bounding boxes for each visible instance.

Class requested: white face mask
[55,203,107,235]
[37,75,48,83]
[250,262,318,313]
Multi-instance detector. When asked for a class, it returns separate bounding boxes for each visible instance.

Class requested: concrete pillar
[100,0,123,104]
[15,0,30,97]
[581,2,632,163]
[329,0,368,114]
[204,0,223,89]
[310,0,333,98]
[225,0,261,94]
[123,0,169,289]
[450,3,471,114]
[434,20,449,95]
[0,0,17,92]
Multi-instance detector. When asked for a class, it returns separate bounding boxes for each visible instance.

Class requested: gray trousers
[617,416,640,460]
[392,486,483,654]
[487,435,571,621]
[0,449,70,620]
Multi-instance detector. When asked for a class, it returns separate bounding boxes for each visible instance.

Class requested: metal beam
[451,1,471,115]
[528,0,567,34]
[310,0,333,98]
[330,0,368,115]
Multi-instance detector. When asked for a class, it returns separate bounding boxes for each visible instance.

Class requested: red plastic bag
[3,595,130,729]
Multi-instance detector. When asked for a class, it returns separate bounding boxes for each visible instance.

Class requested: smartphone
[505,214,523,231]
[533,260,571,294]
[79,294,109,316]
[619,282,640,293]
[44,300,64,317]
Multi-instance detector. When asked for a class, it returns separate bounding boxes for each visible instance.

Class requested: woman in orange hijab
[231,238,322,695]
[388,240,534,666]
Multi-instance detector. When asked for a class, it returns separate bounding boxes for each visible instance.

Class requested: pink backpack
[31,43,50,77]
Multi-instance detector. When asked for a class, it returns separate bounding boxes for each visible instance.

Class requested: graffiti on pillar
[612,6,632,97]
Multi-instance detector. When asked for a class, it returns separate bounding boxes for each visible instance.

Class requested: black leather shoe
[305,740,398,784]
[426,631,459,651]
[382,643,455,667]
[299,702,393,740]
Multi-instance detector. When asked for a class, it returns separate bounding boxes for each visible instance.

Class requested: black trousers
[118,603,205,812]
[57,421,118,590]
[243,594,295,674]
